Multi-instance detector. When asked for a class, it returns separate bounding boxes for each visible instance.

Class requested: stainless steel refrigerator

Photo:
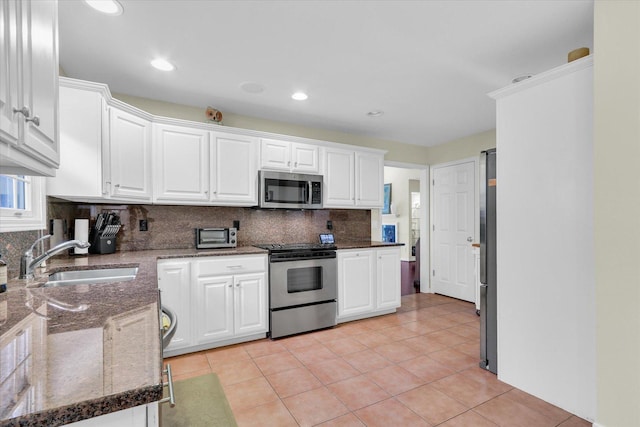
[479,148,497,374]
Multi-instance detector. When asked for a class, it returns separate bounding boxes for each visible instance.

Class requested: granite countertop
[0,246,267,427]
[335,240,404,249]
[0,242,398,426]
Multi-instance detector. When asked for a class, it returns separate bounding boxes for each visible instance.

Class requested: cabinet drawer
[196,255,266,276]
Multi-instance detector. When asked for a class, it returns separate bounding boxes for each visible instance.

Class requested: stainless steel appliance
[479,148,497,374]
[255,243,337,338]
[259,170,323,209]
[196,227,237,249]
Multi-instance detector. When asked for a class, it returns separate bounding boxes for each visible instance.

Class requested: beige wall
[426,129,495,165]
[594,1,640,426]
[112,93,430,165]
[113,93,496,168]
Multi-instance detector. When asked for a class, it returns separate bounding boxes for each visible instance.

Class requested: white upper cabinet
[324,148,384,209]
[51,77,386,208]
[0,0,59,176]
[324,148,355,207]
[260,138,319,173]
[153,123,210,204]
[47,82,106,200]
[210,131,258,205]
[355,152,384,207]
[108,107,153,202]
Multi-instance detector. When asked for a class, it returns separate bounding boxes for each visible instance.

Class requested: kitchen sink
[45,267,139,287]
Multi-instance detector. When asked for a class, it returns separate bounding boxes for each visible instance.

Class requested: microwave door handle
[307,181,312,204]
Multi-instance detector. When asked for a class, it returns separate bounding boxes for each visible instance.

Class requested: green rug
[161,373,238,427]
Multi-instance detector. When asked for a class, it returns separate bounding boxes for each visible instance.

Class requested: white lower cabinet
[64,402,158,427]
[337,247,401,322]
[157,260,191,353]
[158,254,268,357]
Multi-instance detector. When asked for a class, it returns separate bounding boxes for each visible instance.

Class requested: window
[0,175,46,232]
[1,175,29,210]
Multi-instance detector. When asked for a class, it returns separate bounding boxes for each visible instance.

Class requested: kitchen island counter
[0,246,266,427]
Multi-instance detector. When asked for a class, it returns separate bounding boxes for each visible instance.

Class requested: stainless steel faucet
[19,235,91,280]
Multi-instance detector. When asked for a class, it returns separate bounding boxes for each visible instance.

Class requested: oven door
[269,257,337,309]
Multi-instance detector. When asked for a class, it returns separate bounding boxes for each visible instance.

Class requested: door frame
[381,161,430,293]
[429,156,478,295]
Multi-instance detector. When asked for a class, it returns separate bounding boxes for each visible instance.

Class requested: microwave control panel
[311,182,322,204]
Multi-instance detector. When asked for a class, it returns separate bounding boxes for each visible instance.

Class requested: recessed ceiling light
[151,58,175,71]
[292,92,308,101]
[366,110,384,117]
[240,82,265,94]
[84,0,123,15]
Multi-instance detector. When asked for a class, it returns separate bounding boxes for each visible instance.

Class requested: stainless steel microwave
[196,228,237,249]
[259,170,323,209]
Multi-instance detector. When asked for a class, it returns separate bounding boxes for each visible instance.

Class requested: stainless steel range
[255,243,337,339]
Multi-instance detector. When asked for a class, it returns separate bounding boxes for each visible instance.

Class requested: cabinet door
[19,0,59,167]
[157,260,191,351]
[211,131,258,205]
[47,84,105,199]
[376,248,401,310]
[194,275,234,344]
[324,148,355,207]
[337,250,375,318]
[291,142,319,173]
[356,152,384,207]
[153,124,209,203]
[260,138,290,171]
[103,305,156,395]
[0,0,20,146]
[109,107,152,201]
[234,273,267,336]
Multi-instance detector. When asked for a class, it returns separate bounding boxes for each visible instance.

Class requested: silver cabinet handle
[25,115,40,126]
[226,265,242,269]
[114,184,120,188]
[467,237,473,242]
[160,364,176,406]
[12,106,30,117]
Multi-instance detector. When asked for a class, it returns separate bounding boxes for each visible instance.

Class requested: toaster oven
[196,228,237,249]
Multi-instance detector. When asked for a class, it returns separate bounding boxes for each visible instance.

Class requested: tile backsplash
[1,199,371,275]
[47,198,372,251]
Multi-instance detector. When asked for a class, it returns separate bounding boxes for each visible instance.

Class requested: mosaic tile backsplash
[0,198,371,275]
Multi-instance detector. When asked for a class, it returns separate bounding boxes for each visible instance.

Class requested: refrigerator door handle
[479,151,487,284]
[479,284,488,369]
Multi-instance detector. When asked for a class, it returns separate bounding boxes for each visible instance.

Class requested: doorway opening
[373,162,429,295]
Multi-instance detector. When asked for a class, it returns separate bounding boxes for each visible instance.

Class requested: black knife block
[89,234,117,254]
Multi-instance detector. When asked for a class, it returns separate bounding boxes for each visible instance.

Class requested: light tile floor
[165,293,591,427]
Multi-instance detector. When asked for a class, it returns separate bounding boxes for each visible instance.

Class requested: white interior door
[432,160,476,302]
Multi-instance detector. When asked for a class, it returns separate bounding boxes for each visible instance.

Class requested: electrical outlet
[233,220,240,230]
[139,219,148,231]
[327,220,333,230]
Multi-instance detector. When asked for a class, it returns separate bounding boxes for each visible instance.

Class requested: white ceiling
[58,0,593,147]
